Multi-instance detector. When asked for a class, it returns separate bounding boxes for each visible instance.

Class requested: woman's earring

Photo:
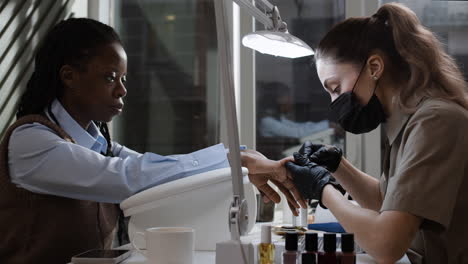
[372,76,378,81]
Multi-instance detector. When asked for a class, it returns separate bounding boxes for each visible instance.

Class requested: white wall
[71,0,88,18]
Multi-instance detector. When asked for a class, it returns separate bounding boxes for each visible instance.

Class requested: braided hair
[17,18,122,155]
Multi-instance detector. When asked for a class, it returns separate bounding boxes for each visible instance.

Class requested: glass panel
[113,0,219,154]
[255,0,346,161]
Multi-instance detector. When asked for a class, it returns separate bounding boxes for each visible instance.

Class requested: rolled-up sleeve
[8,123,230,204]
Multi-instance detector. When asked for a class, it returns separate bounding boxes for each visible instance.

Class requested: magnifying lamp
[235,0,314,58]
[214,0,313,263]
[242,30,315,58]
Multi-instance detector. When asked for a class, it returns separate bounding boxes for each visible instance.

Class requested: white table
[118,249,410,264]
[68,227,411,264]
[113,211,411,264]
[69,210,410,264]
[115,249,215,264]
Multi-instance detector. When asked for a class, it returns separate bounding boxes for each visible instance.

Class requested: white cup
[132,227,194,264]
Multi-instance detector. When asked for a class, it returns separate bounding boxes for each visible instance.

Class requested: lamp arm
[255,0,274,11]
[232,0,274,29]
[214,0,249,241]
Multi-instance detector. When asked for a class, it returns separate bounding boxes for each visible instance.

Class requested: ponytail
[377,3,468,111]
[316,2,468,112]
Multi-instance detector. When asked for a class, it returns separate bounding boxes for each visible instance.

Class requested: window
[379,0,468,80]
[255,0,346,161]
[113,0,220,155]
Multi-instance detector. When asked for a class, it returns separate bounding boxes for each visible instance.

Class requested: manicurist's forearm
[322,186,410,264]
[332,158,382,211]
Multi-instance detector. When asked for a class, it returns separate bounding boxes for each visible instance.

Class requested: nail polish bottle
[258,225,275,264]
[318,233,338,264]
[302,232,318,264]
[283,232,299,264]
[339,233,356,264]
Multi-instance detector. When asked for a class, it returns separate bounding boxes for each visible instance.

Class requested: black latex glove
[297,141,343,172]
[286,152,345,208]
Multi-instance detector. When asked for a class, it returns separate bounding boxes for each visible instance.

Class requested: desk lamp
[214,0,313,263]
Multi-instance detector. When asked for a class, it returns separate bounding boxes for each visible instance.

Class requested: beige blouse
[380,98,468,264]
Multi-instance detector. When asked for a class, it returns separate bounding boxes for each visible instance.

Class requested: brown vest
[0,115,119,264]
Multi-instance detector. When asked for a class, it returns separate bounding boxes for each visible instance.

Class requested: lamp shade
[242,30,314,58]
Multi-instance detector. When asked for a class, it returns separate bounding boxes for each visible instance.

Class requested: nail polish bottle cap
[323,233,336,252]
[285,232,298,251]
[341,233,355,253]
[302,253,317,264]
[305,232,318,252]
[261,225,272,244]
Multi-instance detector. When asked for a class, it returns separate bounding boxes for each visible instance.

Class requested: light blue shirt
[8,100,230,204]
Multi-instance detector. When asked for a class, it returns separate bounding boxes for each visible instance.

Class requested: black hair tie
[372,12,389,27]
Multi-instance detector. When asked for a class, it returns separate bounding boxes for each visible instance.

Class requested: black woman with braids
[0,17,306,264]
[0,18,232,264]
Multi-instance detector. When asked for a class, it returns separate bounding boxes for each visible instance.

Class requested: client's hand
[241,150,307,216]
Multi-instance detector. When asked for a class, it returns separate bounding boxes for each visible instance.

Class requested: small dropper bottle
[318,233,338,264]
[339,233,356,264]
[302,232,318,264]
[283,232,299,264]
[258,225,275,264]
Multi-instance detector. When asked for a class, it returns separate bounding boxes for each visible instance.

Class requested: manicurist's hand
[298,141,343,172]
[286,152,345,206]
[240,150,307,215]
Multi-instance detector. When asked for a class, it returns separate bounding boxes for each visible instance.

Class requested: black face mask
[329,62,386,134]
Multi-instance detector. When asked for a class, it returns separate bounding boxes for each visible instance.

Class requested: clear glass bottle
[258,225,275,264]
